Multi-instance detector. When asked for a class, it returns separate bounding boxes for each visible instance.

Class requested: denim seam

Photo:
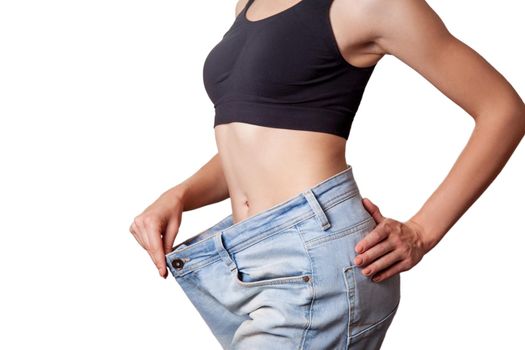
[291,187,361,229]
[343,265,356,349]
[348,300,401,343]
[295,223,316,350]
[322,187,360,212]
[231,219,306,254]
[305,216,376,247]
[165,233,218,258]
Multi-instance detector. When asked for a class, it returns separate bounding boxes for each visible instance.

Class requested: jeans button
[172,258,184,270]
[303,275,310,282]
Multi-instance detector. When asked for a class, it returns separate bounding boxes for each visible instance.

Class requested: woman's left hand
[354,197,430,283]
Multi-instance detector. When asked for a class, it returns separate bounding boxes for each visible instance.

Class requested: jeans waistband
[165,163,361,277]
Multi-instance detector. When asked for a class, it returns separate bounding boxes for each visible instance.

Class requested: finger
[145,237,168,278]
[354,238,395,267]
[141,220,168,278]
[362,197,385,224]
[361,250,404,278]
[355,225,389,254]
[163,220,179,255]
[371,259,406,283]
[129,221,145,248]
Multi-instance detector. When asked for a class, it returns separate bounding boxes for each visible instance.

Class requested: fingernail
[355,257,362,265]
[372,276,380,282]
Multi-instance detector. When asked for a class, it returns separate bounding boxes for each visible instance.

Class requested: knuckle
[373,229,385,242]
[382,219,394,230]
[389,234,401,246]
[393,237,402,248]
[141,214,157,226]
[133,215,144,225]
[384,219,402,233]
[400,260,411,271]
[376,228,387,240]
[377,222,387,233]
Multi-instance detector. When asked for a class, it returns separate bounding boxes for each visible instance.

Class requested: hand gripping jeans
[165,164,401,350]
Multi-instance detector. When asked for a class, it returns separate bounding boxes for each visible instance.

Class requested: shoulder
[235,0,250,17]
[345,0,450,56]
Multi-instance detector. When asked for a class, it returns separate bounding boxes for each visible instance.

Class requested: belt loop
[213,232,237,272]
[302,189,331,230]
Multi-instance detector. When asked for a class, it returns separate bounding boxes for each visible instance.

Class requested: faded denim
[165,164,401,349]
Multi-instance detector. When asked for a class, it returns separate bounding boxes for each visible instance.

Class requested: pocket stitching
[305,216,375,248]
[228,225,314,288]
[231,267,313,288]
[349,300,400,344]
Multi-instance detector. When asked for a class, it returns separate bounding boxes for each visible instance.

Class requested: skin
[129,0,525,280]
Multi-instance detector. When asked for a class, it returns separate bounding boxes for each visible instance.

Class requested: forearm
[165,152,230,211]
[408,107,525,253]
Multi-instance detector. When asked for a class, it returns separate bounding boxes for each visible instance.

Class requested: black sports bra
[202,0,377,140]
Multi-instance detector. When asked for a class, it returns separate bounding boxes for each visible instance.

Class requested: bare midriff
[214,122,349,225]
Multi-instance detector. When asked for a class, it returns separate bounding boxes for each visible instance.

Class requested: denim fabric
[165,164,401,349]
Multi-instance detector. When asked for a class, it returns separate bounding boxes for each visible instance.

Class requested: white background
[1,0,523,349]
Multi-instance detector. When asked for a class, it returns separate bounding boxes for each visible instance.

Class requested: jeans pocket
[225,226,313,288]
[343,227,401,344]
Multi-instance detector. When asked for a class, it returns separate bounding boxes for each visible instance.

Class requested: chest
[202,12,340,98]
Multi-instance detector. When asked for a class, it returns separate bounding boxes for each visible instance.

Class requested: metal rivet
[171,258,184,270]
[303,275,310,282]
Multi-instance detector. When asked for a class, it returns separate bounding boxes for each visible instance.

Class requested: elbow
[509,100,525,138]
[475,97,525,135]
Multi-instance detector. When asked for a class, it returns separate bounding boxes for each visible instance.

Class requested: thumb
[362,197,385,224]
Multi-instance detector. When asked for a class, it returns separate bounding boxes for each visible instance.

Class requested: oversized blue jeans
[165,164,401,349]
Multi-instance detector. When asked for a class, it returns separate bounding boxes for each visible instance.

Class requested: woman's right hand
[129,188,185,278]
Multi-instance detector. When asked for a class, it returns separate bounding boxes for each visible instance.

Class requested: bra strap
[243,0,256,14]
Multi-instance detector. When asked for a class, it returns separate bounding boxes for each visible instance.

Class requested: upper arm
[363,0,524,121]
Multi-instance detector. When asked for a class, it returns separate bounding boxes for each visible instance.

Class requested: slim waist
[166,163,362,277]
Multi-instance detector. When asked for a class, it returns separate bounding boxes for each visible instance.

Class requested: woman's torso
[215,123,348,224]
[213,0,384,224]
